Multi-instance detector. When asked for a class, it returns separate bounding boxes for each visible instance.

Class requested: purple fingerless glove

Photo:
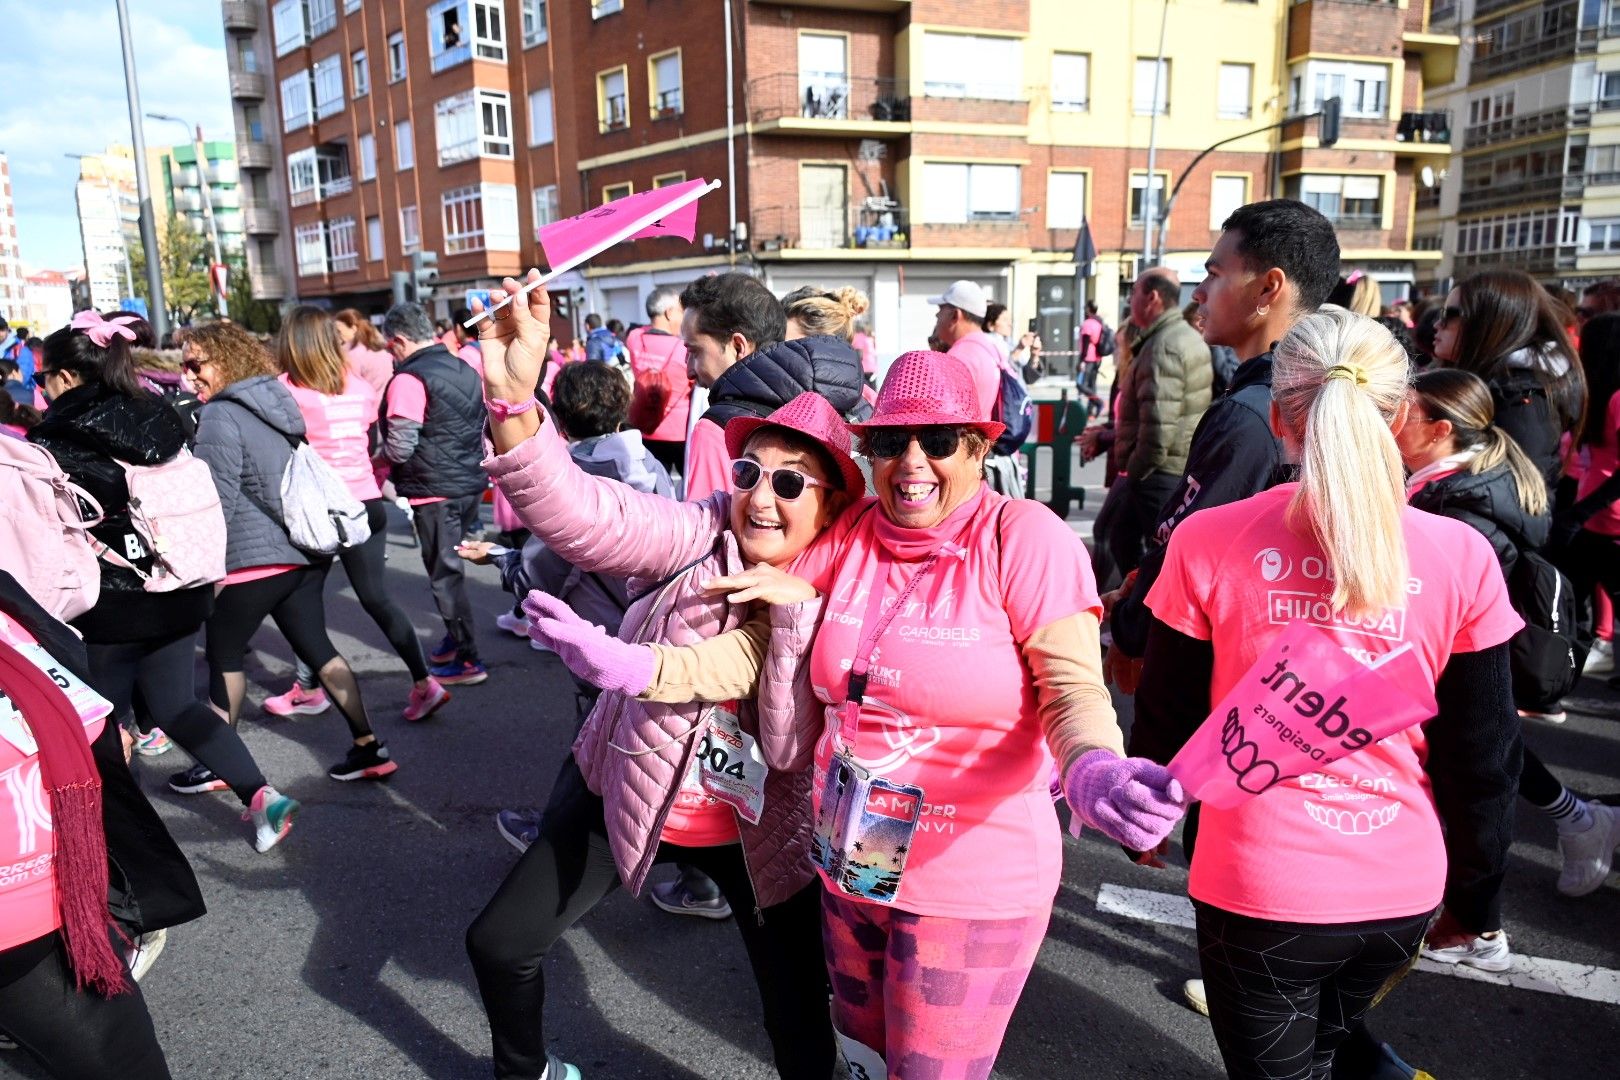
[1063,749,1188,851]
[522,591,655,697]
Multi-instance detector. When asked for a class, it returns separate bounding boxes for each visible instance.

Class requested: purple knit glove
[522,591,656,696]
[1064,749,1187,851]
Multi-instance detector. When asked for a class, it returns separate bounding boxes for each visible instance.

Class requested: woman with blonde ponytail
[781,284,869,342]
[1135,308,1524,1079]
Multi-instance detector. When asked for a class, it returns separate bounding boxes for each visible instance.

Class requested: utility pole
[116,0,168,342]
[723,0,738,267]
[149,114,229,319]
[1140,0,1171,269]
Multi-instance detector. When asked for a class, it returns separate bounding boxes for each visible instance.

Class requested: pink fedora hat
[725,392,867,496]
[850,350,1006,440]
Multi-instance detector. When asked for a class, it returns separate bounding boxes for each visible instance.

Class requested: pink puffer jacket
[485,425,827,909]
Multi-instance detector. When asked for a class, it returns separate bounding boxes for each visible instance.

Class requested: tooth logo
[1220,708,1281,795]
[1255,548,1291,582]
[1303,799,1401,836]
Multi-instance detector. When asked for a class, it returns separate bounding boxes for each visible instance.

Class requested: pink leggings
[821,890,1049,1080]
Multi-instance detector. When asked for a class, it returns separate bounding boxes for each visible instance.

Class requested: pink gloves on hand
[522,591,656,697]
[1064,749,1187,851]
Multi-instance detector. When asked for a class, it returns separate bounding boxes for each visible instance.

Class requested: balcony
[1321,210,1385,233]
[750,0,910,10]
[748,73,910,133]
[222,1,258,32]
[1455,245,1578,276]
[248,267,286,300]
[1464,104,1590,151]
[243,203,280,234]
[1459,173,1585,212]
[1394,110,1452,154]
[1473,0,1527,16]
[751,201,910,255]
[237,141,274,170]
[1472,27,1597,82]
[230,71,266,100]
[1428,1,1459,25]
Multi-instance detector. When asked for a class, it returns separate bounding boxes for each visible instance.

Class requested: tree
[225,254,281,334]
[127,216,213,325]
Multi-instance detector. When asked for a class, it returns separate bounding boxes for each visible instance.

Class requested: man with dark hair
[1101,268,1212,574]
[1578,279,1620,326]
[583,311,625,364]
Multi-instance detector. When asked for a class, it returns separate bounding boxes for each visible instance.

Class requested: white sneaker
[1517,706,1567,724]
[126,928,167,983]
[495,611,529,638]
[1557,800,1620,897]
[1583,638,1615,676]
[1182,977,1209,1016]
[1421,930,1512,972]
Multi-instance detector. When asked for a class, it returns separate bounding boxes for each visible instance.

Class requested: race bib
[0,615,113,756]
[835,1028,887,1080]
[695,704,768,825]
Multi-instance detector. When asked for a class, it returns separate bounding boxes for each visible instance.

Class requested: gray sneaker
[495,809,544,853]
[649,878,733,920]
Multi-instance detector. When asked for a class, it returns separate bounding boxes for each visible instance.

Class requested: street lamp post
[115,0,169,342]
[147,113,229,319]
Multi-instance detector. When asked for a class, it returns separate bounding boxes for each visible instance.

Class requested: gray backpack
[278,437,371,555]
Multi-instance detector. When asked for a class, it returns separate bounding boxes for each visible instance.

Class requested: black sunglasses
[1436,305,1464,327]
[864,426,963,460]
[730,459,831,501]
[182,359,204,374]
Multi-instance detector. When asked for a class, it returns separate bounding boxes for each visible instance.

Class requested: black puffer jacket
[1408,460,1550,573]
[701,334,872,428]
[29,383,212,643]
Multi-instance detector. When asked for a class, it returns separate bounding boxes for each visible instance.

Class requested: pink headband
[69,310,139,348]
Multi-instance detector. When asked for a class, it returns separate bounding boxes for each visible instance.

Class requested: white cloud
[1,1,233,271]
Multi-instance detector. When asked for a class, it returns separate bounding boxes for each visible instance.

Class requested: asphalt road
[5,465,1619,1080]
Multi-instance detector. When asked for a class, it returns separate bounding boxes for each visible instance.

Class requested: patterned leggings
[1195,903,1433,1080]
[821,890,1049,1080]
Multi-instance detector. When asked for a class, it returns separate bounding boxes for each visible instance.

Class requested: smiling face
[1432,287,1463,364]
[870,426,988,530]
[728,429,843,566]
[182,341,224,401]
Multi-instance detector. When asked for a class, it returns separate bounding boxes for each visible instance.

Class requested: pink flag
[538,178,712,271]
[1167,621,1439,809]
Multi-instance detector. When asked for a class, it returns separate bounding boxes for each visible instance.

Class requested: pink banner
[538,178,710,271]
[1167,621,1438,809]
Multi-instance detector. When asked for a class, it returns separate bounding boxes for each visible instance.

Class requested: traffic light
[1319,95,1342,149]
[411,250,438,303]
[390,271,410,306]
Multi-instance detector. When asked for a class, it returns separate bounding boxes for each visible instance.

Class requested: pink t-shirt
[457,341,486,379]
[1079,317,1103,361]
[947,332,1005,419]
[683,417,729,501]
[1146,484,1522,924]
[1577,390,1620,536]
[852,331,877,376]
[384,373,446,506]
[806,491,1101,918]
[346,344,394,398]
[280,372,382,503]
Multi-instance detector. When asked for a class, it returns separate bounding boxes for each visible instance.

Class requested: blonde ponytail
[782,285,870,342]
[1273,309,1413,616]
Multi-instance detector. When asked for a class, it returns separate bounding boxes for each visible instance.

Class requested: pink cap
[851,351,1006,440]
[724,392,867,496]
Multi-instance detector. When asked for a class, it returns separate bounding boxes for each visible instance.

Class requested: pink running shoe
[264,684,330,717]
[403,677,450,722]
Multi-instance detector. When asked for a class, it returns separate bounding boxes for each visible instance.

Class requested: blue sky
[1,0,234,271]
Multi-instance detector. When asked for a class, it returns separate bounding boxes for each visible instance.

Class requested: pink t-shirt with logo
[806,491,1102,918]
[946,332,1006,420]
[683,417,729,502]
[1146,484,1522,924]
[280,372,382,503]
[1577,390,1620,536]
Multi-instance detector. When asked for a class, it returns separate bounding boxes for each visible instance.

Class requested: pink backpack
[0,436,104,620]
[95,450,227,592]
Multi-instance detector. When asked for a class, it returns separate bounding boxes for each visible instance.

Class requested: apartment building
[23,271,75,335]
[1419,0,1620,287]
[227,0,1452,361]
[157,140,248,260]
[73,147,147,313]
[0,154,26,325]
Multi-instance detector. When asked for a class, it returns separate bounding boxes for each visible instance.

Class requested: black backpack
[1505,548,1585,711]
[1095,323,1117,358]
[992,367,1033,455]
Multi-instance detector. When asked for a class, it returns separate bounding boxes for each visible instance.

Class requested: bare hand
[473,270,552,402]
[1131,838,1170,869]
[120,725,134,765]
[703,565,818,605]
[1104,644,1144,695]
[1101,570,1138,620]
[455,540,497,565]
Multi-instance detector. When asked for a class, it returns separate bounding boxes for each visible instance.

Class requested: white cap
[926,280,989,319]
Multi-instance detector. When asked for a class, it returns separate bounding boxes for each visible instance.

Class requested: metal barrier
[1018,394,1092,519]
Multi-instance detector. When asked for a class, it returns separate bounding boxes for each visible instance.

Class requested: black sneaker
[168,763,228,795]
[327,741,399,782]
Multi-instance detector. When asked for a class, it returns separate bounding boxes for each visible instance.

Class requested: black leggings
[1196,903,1431,1080]
[86,628,268,805]
[205,564,369,739]
[0,934,171,1079]
[465,757,833,1080]
[1566,528,1620,643]
[294,499,429,687]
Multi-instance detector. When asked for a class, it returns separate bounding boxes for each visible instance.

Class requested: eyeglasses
[32,368,55,380]
[730,459,831,501]
[181,359,203,374]
[1436,306,1464,328]
[864,426,963,460]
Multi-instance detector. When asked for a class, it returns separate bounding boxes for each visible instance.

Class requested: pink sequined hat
[851,350,1006,440]
[725,392,867,496]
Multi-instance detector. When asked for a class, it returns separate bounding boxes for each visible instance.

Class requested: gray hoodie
[194,374,312,572]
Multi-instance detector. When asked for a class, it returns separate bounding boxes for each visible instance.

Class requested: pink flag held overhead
[1167,620,1439,810]
[537,178,711,271]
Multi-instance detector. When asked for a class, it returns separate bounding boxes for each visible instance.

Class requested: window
[1052,53,1089,112]
[1602,72,1620,109]
[599,67,629,132]
[1046,171,1087,230]
[1589,144,1620,182]
[326,216,358,272]
[316,149,351,197]
[522,0,547,46]
[351,49,369,96]
[443,184,485,253]
[1289,60,1388,119]
[399,204,420,254]
[366,215,383,261]
[480,90,513,157]
[1210,174,1248,228]
[1587,218,1620,251]
[387,32,406,81]
[295,221,326,276]
[308,0,336,37]
[272,0,307,56]
[395,119,414,170]
[592,0,623,17]
[650,51,682,117]
[653,172,687,188]
[528,88,554,146]
[243,104,265,142]
[473,1,505,60]
[532,184,559,239]
[920,162,1021,223]
[1219,63,1253,120]
[921,33,1022,100]
[436,89,512,164]
[1134,58,1169,116]
[235,38,258,73]
[602,182,633,204]
[280,71,312,130]
[1129,172,1169,225]
[358,133,376,180]
[344,0,360,12]
[313,54,344,119]
[484,183,520,251]
[799,33,848,119]
[1289,174,1382,224]
[1467,90,1515,128]
[287,147,317,206]
[428,0,504,70]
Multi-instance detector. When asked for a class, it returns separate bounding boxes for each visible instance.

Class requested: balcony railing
[1395,109,1451,144]
[1472,27,1597,81]
[1322,210,1385,231]
[1459,173,1585,211]
[599,94,628,133]
[1455,245,1579,275]
[237,142,274,170]
[747,72,909,126]
[1464,104,1591,150]
[752,201,910,253]
[330,252,359,273]
[243,203,280,234]
[229,71,266,100]
[248,268,286,300]
[222,1,258,32]
[1473,0,1527,17]
[653,88,682,119]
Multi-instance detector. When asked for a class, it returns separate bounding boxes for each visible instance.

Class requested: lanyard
[842,547,943,712]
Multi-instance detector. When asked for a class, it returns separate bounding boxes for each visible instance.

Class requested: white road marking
[1096,884,1620,1006]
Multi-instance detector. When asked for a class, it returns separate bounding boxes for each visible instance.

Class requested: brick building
[224,0,1455,365]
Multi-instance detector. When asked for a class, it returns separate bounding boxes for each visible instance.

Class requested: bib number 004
[696,732,749,779]
[695,705,768,825]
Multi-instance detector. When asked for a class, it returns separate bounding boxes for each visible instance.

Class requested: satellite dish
[1421,165,1436,189]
